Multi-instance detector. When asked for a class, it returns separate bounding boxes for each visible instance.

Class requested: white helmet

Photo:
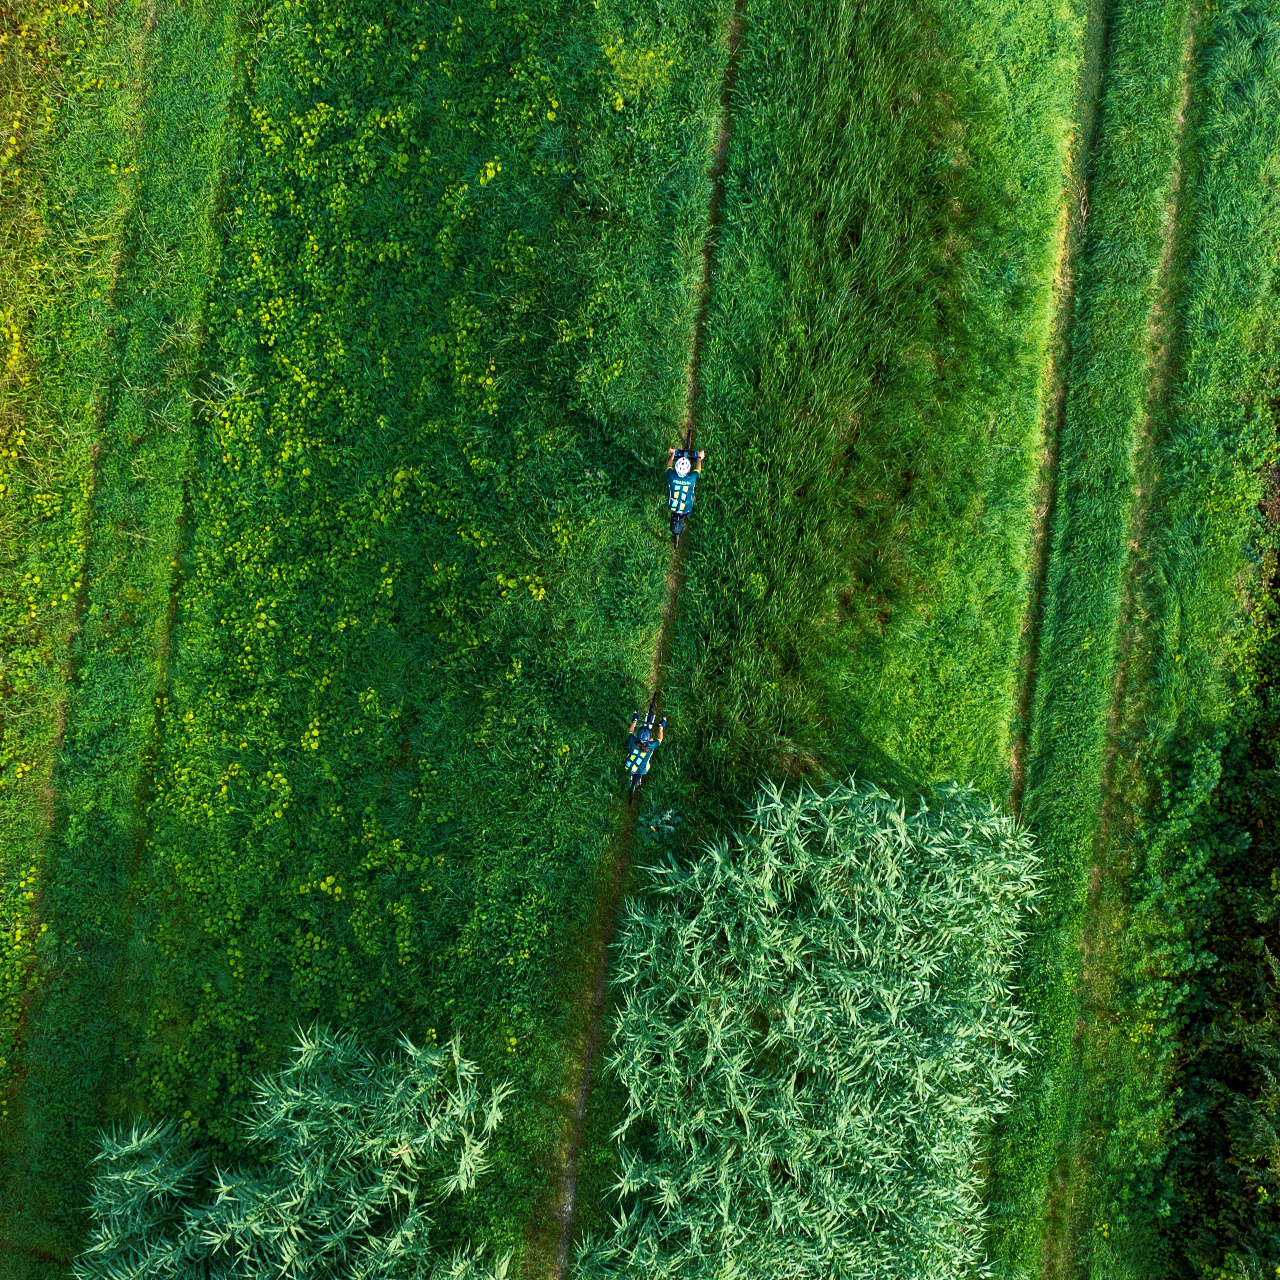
[674,455,692,478]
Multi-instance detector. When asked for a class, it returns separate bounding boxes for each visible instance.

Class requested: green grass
[6,0,1277,1274]
[652,0,1084,820]
[983,0,1280,1274]
[979,0,1197,1265]
[0,0,137,1110]
[2,0,746,1270]
[1032,3,1280,1275]
[566,0,1087,1262]
[0,0,242,1265]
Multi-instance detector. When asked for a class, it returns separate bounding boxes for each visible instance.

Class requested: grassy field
[0,0,134,1112]
[640,0,1084,824]
[565,0,1088,1261]
[979,0,1199,1268]
[1,0,746,1269]
[1034,2,1280,1274]
[3,0,1280,1273]
[0,0,242,1261]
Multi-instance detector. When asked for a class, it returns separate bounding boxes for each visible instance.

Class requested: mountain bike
[670,428,699,549]
[627,694,662,803]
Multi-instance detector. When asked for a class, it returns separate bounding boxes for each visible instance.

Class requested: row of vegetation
[1,0,245,1259]
[980,0,1200,1266]
[1067,2,1280,1275]
[6,0,1279,1273]
[963,0,1280,1274]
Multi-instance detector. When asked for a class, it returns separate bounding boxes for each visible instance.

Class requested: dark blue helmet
[638,728,652,745]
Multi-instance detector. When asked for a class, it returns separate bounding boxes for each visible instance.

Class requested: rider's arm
[667,447,676,467]
[694,451,705,474]
[657,718,665,742]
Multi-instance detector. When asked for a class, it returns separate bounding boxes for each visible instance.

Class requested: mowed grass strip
[566,0,1087,1256]
[1047,4,1280,1275]
[0,0,244,1266]
[981,0,1201,1270]
[80,0,733,1268]
[0,0,137,1116]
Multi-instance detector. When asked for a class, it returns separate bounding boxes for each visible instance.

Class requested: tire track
[1008,0,1112,821]
[541,4,747,1277]
[1039,5,1201,1275]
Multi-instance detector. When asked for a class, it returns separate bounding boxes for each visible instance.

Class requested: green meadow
[1,0,1278,1275]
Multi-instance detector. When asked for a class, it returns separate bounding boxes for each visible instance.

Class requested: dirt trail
[542,5,748,1278]
[1008,0,1111,820]
[1039,7,1201,1277]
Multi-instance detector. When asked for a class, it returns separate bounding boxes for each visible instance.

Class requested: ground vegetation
[565,0,1085,1255]
[4,0,1280,1274]
[74,1026,514,1280]
[3,0,741,1268]
[984,0,1280,1274]
[574,778,1041,1280]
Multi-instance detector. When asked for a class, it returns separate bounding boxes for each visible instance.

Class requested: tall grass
[576,0,1084,1251]
[74,1027,514,1280]
[645,0,1083,837]
[575,778,1042,1280]
[981,0,1280,1273]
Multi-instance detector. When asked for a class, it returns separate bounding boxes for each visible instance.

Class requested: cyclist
[667,446,706,523]
[625,709,666,778]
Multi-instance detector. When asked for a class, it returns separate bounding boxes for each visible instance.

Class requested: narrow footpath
[543,4,748,1277]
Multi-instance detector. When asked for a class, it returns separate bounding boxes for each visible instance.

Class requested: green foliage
[985,0,1280,1271]
[574,777,1042,1280]
[589,0,1084,1255]
[74,1025,514,1280]
[0,0,244,1260]
[4,0,736,1265]
[1115,545,1280,1276]
[0,0,124,1111]
[645,0,1084,833]
[983,0,1212,1263]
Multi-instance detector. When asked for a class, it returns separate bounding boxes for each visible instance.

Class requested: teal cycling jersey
[667,467,697,514]
[626,734,658,773]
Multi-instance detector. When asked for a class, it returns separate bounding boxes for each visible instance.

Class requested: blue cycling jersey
[667,467,697,514]
[626,733,658,773]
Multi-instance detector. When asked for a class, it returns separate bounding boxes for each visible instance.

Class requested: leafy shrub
[574,777,1042,1280]
[73,1026,513,1280]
